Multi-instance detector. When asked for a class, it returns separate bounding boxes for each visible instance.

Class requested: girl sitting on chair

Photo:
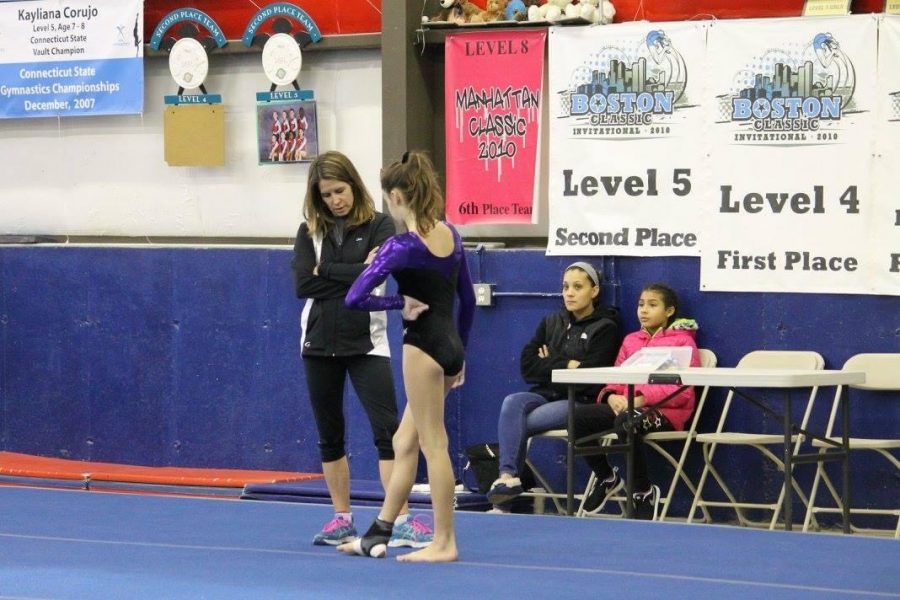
[573,282,699,520]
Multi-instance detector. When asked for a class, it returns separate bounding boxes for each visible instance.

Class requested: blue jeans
[497,392,569,476]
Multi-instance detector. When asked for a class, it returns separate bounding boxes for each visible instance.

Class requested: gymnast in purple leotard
[338,151,475,563]
[345,225,474,376]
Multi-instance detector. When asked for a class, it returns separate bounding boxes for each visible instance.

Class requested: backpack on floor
[462,443,534,494]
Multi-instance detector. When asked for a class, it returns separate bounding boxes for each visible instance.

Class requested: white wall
[0,49,382,238]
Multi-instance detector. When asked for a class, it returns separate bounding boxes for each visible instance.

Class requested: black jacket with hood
[520,306,621,402]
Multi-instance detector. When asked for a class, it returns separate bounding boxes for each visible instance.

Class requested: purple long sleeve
[456,250,475,347]
[345,226,475,347]
[345,236,407,312]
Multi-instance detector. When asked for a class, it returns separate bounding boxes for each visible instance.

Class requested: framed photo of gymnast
[256,100,319,164]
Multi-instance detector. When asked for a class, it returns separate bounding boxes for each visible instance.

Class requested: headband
[566,261,602,287]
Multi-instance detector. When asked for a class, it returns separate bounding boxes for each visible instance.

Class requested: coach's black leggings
[303,355,398,463]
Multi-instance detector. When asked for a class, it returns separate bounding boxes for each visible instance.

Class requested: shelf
[144,33,381,58]
[417,17,590,46]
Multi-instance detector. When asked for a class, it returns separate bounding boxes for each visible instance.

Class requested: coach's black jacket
[292,213,395,357]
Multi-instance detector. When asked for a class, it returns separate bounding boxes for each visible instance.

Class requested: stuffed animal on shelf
[578,0,616,24]
[528,0,616,23]
[472,0,509,22]
[544,0,568,21]
[505,0,528,20]
[425,0,482,24]
[527,0,565,21]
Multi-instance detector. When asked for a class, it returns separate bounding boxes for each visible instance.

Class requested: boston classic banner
[546,22,708,257]
[444,30,545,225]
[700,15,881,295]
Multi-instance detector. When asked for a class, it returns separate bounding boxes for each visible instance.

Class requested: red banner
[144,0,381,39]
[444,30,545,225]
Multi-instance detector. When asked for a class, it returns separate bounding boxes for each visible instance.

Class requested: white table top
[551,367,866,388]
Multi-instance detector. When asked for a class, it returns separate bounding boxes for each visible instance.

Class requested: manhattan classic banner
[700,16,881,294]
[547,22,708,256]
[873,16,900,295]
[445,30,545,225]
[0,0,144,118]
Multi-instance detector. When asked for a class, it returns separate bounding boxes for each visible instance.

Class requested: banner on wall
[873,16,900,295]
[699,15,885,295]
[444,30,545,225]
[0,0,143,118]
[546,22,708,256]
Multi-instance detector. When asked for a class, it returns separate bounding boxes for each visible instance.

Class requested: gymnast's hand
[364,246,380,265]
[401,295,429,320]
[451,362,466,388]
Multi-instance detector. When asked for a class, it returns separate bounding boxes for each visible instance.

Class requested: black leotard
[345,224,475,375]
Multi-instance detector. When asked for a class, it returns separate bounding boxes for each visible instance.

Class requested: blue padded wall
[1,246,897,520]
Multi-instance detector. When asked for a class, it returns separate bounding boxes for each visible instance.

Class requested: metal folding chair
[802,353,900,537]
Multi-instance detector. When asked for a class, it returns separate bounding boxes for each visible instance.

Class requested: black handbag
[463,443,501,494]
[463,442,534,494]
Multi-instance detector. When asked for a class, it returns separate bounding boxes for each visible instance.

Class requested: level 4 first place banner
[0,0,144,118]
[699,15,883,295]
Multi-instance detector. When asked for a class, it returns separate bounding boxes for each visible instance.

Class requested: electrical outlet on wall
[473,283,494,307]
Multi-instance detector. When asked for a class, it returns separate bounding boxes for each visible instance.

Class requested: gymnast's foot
[337,518,393,558]
[396,540,458,563]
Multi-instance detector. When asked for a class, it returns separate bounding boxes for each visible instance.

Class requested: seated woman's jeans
[497,392,569,476]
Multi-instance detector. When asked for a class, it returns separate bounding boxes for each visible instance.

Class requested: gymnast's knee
[375,438,395,461]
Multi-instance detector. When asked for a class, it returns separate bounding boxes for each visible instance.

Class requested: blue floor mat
[1,486,898,599]
[241,478,491,510]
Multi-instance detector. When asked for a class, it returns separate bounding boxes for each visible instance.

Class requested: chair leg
[575,472,596,517]
[803,459,826,532]
[525,457,567,515]
[646,439,711,523]
[755,444,806,530]
[690,442,746,525]
[645,439,681,522]
[704,459,752,527]
[687,443,714,524]
[670,464,711,523]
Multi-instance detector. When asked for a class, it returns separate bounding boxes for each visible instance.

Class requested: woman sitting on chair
[486,262,620,510]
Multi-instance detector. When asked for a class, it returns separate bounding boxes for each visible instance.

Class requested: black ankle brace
[357,518,393,557]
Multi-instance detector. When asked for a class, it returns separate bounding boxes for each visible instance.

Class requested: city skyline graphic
[736,60,836,102]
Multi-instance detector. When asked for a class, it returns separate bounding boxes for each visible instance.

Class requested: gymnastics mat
[0,451,321,489]
[241,478,491,511]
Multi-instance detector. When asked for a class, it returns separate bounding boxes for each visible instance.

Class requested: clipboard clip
[648,373,682,385]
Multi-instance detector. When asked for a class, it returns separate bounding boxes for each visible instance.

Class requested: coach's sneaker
[633,484,661,521]
[313,515,357,546]
[388,514,434,548]
[581,467,624,514]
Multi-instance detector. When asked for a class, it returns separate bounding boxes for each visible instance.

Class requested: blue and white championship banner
[0,0,143,118]
[699,16,880,295]
[873,16,900,296]
[547,22,708,257]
